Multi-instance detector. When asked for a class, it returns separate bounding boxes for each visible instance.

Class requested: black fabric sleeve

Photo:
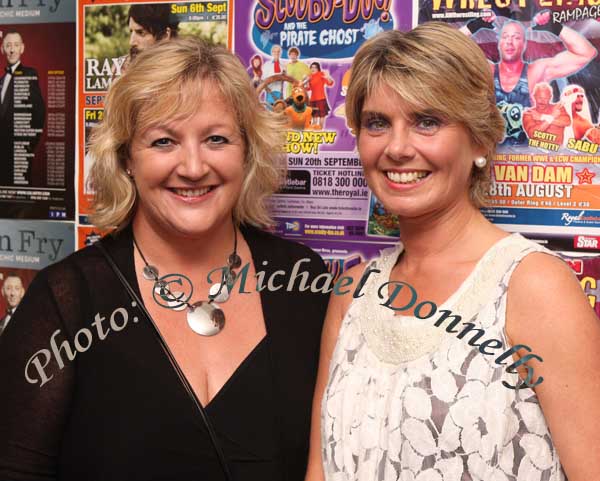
[0,270,75,480]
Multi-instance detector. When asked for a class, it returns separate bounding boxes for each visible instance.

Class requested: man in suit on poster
[0,31,45,187]
[0,274,25,337]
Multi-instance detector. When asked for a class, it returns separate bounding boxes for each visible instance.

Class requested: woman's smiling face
[357,82,483,219]
[127,82,246,239]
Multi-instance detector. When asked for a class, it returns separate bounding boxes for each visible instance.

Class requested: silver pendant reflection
[186,301,225,336]
[209,282,230,303]
[228,253,242,269]
[154,286,187,311]
[143,265,159,280]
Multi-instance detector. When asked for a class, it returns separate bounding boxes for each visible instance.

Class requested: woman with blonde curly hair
[305,23,600,481]
[0,38,329,480]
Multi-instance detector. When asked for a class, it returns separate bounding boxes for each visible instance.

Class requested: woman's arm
[506,252,600,480]
[0,271,75,480]
[304,263,366,481]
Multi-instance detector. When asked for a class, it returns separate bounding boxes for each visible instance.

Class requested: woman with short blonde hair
[344,23,504,207]
[306,23,600,481]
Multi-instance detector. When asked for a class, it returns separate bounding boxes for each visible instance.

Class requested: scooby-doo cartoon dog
[284,84,313,130]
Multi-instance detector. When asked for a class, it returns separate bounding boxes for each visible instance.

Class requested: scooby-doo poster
[234,0,412,249]
[235,0,411,144]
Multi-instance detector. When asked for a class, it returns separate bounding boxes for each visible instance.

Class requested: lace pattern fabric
[322,234,566,481]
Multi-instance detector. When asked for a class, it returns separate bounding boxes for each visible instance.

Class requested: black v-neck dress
[0,225,329,481]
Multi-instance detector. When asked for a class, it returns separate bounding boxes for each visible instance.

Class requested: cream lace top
[321,234,566,481]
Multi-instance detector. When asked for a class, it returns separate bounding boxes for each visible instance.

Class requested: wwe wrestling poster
[417,0,600,241]
[0,0,75,220]
[77,0,231,224]
[234,0,411,255]
[0,219,74,337]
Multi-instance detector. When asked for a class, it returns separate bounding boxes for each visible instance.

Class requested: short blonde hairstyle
[346,22,504,207]
[88,37,286,230]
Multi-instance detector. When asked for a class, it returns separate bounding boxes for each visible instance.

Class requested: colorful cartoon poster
[417,1,600,233]
[0,1,75,220]
[0,219,74,336]
[235,0,411,250]
[77,0,231,224]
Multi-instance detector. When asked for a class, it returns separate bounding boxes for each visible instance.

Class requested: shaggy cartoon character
[284,84,313,130]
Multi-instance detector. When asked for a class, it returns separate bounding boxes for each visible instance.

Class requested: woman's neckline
[381,233,519,318]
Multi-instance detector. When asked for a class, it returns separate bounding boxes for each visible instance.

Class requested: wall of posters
[77,0,231,224]
[0,0,594,292]
[0,0,75,220]
[417,0,600,242]
[234,0,412,257]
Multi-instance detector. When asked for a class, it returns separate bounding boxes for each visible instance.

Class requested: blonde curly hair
[88,37,286,230]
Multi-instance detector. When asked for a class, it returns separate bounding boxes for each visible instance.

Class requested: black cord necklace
[132,223,241,336]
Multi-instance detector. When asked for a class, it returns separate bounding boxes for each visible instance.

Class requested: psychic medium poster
[0,219,74,336]
[417,0,600,237]
[0,0,75,220]
[77,0,232,224]
[233,0,412,266]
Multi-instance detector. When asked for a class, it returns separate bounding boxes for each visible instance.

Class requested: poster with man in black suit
[0,3,74,220]
[0,31,45,188]
[0,272,25,337]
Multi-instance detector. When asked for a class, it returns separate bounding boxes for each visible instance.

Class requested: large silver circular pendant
[186,302,225,336]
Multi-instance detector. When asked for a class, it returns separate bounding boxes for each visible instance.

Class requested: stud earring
[474,156,487,168]
[126,168,133,178]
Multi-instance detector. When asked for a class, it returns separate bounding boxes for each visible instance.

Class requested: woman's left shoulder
[505,243,600,479]
[510,244,578,294]
[506,239,596,343]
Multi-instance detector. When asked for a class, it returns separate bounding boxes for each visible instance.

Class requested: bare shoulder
[506,254,600,479]
[511,250,574,278]
[506,249,599,374]
[508,251,585,309]
[329,260,372,322]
